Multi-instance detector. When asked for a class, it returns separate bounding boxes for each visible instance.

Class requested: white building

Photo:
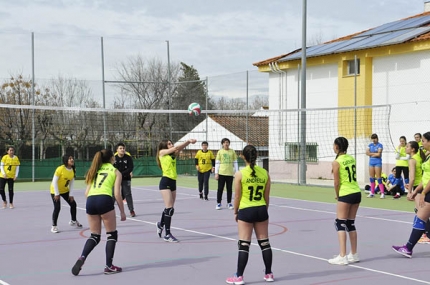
[254,7,430,184]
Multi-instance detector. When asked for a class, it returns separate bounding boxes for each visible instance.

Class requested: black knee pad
[90,233,101,245]
[237,240,251,253]
[334,219,347,232]
[258,238,271,251]
[163,207,174,217]
[345,219,356,232]
[106,230,118,242]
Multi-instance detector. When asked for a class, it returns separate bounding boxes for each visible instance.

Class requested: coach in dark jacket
[114,142,135,217]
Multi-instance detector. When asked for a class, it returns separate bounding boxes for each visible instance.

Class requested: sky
[0,0,427,102]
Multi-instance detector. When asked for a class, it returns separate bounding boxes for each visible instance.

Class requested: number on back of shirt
[345,165,357,182]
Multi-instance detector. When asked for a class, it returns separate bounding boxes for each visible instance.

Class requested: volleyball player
[392,132,430,257]
[50,154,82,233]
[405,140,428,243]
[195,141,215,200]
[226,145,273,284]
[71,149,126,276]
[155,139,197,242]
[328,137,361,265]
[0,146,20,209]
[394,136,410,191]
[366,133,384,198]
[215,138,238,210]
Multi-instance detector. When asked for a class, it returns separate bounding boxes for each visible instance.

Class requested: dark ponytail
[242,145,258,177]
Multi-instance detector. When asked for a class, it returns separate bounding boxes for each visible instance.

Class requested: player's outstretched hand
[189,139,197,144]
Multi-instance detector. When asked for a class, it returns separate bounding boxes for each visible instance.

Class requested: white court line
[0,280,11,285]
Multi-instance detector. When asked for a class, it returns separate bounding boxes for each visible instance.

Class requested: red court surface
[0,185,429,285]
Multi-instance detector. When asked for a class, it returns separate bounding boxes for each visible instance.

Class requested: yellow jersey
[160,154,177,180]
[195,150,215,173]
[335,154,360,197]
[239,165,268,210]
[50,165,75,194]
[87,163,116,197]
[216,149,237,176]
[1,155,20,179]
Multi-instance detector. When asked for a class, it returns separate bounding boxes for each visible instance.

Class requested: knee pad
[163,207,174,217]
[237,240,251,253]
[106,230,118,242]
[258,239,271,251]
[413,216,426,231]
[370,177,375,183]
[90,233,101,245]
[345,219,356,232]
[334,219,347,232]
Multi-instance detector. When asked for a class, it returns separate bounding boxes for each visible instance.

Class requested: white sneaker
[328,254,348,265]
[51,226,59,233]
[347,252,359,263]
[367,193,374,198]
[228,203,234,210]
[69,220,83,228]
[216,203,221,210]
[380,193,385,199]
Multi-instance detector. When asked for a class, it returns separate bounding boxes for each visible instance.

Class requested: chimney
[425,1,430,12]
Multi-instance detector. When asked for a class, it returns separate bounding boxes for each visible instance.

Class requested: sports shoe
[380,193,385,199]
[130,211,136,217]
[163,234,179,243]
[393,193,401,199]
[199,192,203,199]
[228,203,234,210]
[71,257,85,276]
[328,254,348,265]
[392,245,412,258]
[104,264,122,274]
[51,226,59,233]
[2,202,6,209]
[367,193,374,198]
[347,252,360,263]
[226,274,244,285]
[69,220,83,228]
[264,272,274,282]
[123,199,127,205]
[418,234,430,244]
[216,203,222,210]
[204,196,209,201]
[156,222,163,238]
[9,203,14,209]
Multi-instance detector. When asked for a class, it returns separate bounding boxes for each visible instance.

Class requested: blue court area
[0,184,430,285]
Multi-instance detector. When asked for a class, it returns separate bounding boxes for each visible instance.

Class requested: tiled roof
[209,115,268,147]
[254,11,430,67]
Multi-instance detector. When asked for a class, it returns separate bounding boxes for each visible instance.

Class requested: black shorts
[86,195,115,215]
[338,192,361,204]
[159,177,176,191]
[237,205,269,223]
[425,192,430,203]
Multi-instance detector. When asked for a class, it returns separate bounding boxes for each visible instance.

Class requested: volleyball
[188,102,201,116]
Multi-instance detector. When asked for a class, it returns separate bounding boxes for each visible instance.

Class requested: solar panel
[336,29,411,52]
[357,15,430,37]
[358,20,403,37]
[382,26,430,45]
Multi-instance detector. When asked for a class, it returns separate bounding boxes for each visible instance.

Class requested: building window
[285,142,318,162]
[346,59,360,75]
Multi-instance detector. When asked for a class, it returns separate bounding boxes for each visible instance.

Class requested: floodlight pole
[167,40,172,139]
[31,32,35,182]
[299,0,307,185]
[101,37,107,148]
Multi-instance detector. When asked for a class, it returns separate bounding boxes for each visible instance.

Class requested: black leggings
[395,166,409,181]
[0,178,15,203]
[198,171,211,196]
[217,175,233,204]
[51,192,77,226]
